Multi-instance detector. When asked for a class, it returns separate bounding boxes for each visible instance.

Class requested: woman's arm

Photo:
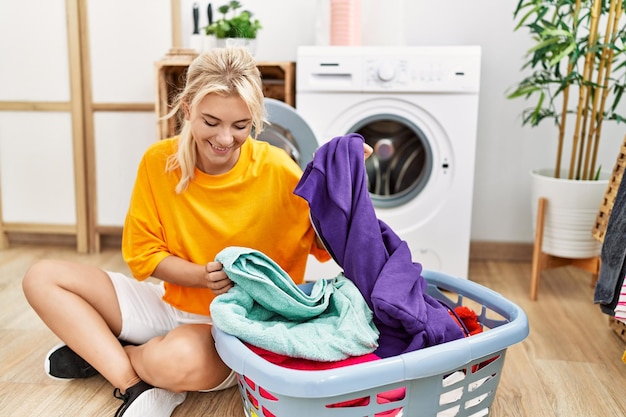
[152,255,233,295]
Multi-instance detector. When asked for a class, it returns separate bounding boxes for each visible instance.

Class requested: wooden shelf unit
[257,61,295,107]
[155,49,296,139]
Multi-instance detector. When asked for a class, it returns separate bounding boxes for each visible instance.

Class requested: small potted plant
[205,1,262,54]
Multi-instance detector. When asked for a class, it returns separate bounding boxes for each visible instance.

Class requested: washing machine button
[377,63,396,82]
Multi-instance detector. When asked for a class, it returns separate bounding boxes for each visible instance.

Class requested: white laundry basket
[212,269,529,417]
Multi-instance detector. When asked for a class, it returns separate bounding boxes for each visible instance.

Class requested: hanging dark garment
[595,172,626,315]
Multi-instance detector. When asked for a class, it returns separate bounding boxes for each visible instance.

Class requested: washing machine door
[354,114,433,209]
[257,98,319,171]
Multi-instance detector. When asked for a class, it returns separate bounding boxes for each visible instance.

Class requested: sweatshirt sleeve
[121,154,171,280]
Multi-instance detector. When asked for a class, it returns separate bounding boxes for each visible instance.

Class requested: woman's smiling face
[185,93,253,175]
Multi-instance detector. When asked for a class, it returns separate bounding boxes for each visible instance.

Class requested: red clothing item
[451,305,483,336]
[245,344,405,416]
[245,343,380,370]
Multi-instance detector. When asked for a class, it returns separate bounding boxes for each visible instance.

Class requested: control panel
[364,56,477,92]
[297,45,481,94]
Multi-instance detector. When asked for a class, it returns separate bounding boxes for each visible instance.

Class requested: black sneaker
[113,381,186,417]
[45,343,98,380]
[44,340,138,380]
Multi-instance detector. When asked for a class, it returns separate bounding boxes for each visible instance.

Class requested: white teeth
[207,140,231,152]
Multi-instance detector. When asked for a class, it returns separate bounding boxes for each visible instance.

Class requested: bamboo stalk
[590,0,622,177]
[580,0,603,179]
[583,0,617,179]
[569,0,602,180]
[556,0,582,179]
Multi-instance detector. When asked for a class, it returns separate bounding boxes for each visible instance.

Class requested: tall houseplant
[508,0,626,264]
[508,0,625,181]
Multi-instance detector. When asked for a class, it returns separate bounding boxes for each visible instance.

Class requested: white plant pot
[215,38,257,56]
[530,168,609,259]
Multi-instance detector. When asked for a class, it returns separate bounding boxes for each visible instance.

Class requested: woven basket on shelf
[592,134,626,243]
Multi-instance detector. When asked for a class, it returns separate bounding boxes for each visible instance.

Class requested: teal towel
[210,246,379,361]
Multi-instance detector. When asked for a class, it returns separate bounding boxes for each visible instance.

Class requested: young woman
[22,47,370,417]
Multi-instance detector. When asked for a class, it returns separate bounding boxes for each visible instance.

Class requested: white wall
[4,0,621,243]
[178,0,626,245]
[398,0,625,243]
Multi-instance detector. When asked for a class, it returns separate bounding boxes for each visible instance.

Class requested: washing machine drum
[356,117,432,208]
[257,98,318,171]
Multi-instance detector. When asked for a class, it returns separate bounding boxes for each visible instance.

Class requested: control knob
[377,63,396,82]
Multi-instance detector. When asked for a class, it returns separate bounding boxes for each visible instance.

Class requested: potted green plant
[507,0,626,260]
[205,1,262,54]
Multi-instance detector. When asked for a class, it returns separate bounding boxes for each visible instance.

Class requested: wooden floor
[1,244,625,416]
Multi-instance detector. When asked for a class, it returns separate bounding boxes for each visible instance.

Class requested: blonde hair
[164,47,267,193]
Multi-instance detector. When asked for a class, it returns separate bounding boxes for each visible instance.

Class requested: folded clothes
[210,246,379,361]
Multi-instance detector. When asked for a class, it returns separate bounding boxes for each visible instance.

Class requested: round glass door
[353,114,433,208]
[257,124,301,165]
[257,98,319,170]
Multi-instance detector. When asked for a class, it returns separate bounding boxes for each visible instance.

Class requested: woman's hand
[205,261,234,295]
[364,143,373,160]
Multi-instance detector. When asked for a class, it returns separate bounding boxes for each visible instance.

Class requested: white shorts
[107,271,237,391]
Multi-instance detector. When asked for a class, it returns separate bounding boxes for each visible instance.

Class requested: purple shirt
[295,133,464,357]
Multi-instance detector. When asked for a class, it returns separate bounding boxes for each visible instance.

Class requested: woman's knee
[161,325,219,375]
[22,259,64,300]
[22,259,118,317]
[140,325,230,390]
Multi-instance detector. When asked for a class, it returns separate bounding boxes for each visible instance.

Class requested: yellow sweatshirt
[122,137,329,315]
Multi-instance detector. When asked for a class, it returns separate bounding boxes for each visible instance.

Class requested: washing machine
[257,98,318,171]
[296,45,481,279]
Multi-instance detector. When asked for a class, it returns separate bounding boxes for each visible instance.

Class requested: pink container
[330,0,361,45]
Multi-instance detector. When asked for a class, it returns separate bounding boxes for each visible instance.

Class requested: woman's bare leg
[22,259,140,390]
[125,323,231,392]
